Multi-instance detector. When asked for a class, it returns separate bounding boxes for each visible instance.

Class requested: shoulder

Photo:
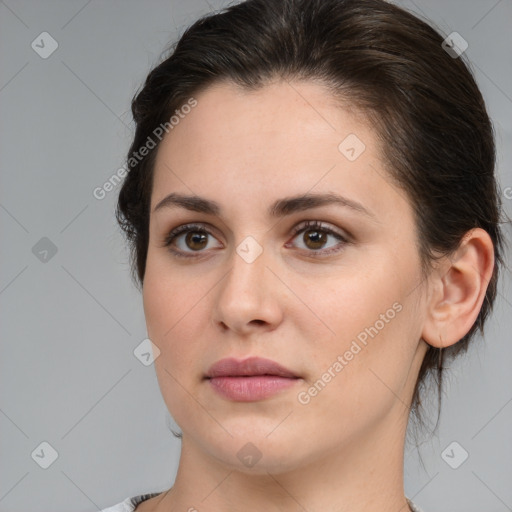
[100,492,163,512]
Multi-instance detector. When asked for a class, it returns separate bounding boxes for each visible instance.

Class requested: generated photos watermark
[297,301,403,405]
[93,97,198,200]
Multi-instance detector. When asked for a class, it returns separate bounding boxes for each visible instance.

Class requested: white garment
[100,492,425,511]
[100,492,162,512]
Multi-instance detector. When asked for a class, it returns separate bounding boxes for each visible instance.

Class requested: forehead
[151,79,382,201]
[163,78,367,147]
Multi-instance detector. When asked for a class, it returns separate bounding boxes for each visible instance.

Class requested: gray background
[0,1,511,511]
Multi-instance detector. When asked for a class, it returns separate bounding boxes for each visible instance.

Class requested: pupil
[305,229,326,249]
[186,231,207,250]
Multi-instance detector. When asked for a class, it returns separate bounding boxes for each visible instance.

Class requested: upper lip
[206,357,299,378]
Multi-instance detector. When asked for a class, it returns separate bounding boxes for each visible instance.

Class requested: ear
[421,228,495,348]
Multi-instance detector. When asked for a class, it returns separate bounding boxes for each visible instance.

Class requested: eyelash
[162,220,350,259]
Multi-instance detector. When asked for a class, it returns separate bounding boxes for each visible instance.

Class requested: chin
[199,425,309,475]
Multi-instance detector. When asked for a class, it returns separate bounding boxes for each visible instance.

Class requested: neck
[155,408,412,512]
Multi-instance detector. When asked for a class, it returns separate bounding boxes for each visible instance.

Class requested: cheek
[312,260,403,343]
[143,262,211,422]
[143,252,205,342]
[142,255,215,384]
[302,253,420,395]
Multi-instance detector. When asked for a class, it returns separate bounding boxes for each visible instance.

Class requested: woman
[102,0,504,510]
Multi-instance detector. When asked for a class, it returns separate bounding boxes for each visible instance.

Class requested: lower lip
[207,376,299,401]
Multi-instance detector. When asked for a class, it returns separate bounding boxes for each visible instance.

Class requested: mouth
[205,356,299,379]
[205,356,301,401]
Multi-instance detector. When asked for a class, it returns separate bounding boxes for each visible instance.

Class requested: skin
[137,79,494,512]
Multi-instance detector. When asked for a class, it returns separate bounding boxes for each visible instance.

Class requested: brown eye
[302,228,328,250]
[184,231,209,251]
[163,223,222,258]
[288,220,349,257]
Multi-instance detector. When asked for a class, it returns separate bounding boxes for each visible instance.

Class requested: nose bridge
[225,236,268,303]
[213,235,282,331]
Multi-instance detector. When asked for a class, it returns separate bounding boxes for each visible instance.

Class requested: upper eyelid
[290,220,347,237]
[165,222,221,241]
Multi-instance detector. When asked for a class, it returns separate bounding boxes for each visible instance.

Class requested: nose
[211,240,284,336]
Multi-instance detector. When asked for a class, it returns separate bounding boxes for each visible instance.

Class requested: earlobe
[421,228,495,349]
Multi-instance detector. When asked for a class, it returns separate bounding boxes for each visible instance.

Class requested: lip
[206,356,298,378]
[205,357,301,402]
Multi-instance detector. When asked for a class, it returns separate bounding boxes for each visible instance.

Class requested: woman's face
[143,79,429,473]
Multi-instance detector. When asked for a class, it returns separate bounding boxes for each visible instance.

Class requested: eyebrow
[153,191,375,219]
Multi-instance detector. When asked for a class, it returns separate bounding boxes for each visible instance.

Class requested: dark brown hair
[116,0,505,435]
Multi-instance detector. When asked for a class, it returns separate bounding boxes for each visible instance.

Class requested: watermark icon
[338,133,366,161]
[442,32,468,59]
[237,442,262,468]
[93,97,198,200]
[32,237,58,263]
[504,187,512,200]
[31,32,58,59]
[441,441,469,469]
[297,301,403,405]
[134,338,160,366]
[236,236,263,263]
[31,441,59,469]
